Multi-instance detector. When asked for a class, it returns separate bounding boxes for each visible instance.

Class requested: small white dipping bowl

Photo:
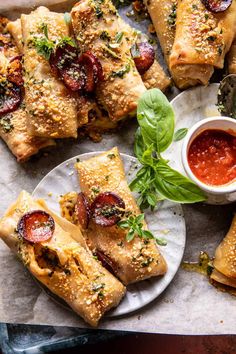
[181,117,236,200]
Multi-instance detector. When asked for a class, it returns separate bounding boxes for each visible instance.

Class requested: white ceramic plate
[33,152,186,317]
[166,83,236,205]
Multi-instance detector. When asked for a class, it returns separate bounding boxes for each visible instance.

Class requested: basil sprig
[131,89,206,210]
[117,214,167,246]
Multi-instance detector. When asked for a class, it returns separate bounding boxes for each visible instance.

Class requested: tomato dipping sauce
[188,129,236,186]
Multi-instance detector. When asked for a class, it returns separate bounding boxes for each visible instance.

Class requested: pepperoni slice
[49,43,78,75]
[61,63,85,91]
[201,0,232,12]
[49,43,84,91]
[79,51,104,93]
[17,210,55,243]
[95,249,118,276]
[49,45,103,93]
[0,83,22,116]
[91,192,125,227]
[75,192,91,229]
[132,42,155,75]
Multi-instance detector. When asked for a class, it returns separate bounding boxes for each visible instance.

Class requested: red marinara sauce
[188,129,236,186]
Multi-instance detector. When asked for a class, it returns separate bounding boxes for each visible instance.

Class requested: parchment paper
[0,0,235,335]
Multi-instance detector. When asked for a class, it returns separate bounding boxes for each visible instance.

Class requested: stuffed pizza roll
[0,191,125,326]
[61,147,167,285]
[123,23,171,91]
[21,6,78,138]
[140,59,170,91]
[228,40,236,74]
[144,0,183,84]
[169,0,236,88]
[144,0,176,65]
[71,0,146,122]
[0,17,54,162]
[211,214,236,289]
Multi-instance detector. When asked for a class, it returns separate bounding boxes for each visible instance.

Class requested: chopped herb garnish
[0,115,14,133]
[204,14,209,20]
[207,35,216,42]
[111,63,130,78]
[91,187,100,195]
[39,23,48,38]
[105,175,109,181]
[107,153,116,159]
[102,44,120,59]
[92,283,105,292]
[57,36,76,48]
[64,268,71,275]
[141,257,154,267]
[167,4,177,28]
[31,36,55,60]
[100,30,111,41]
[131,43,141,58]
[218,46,223,55]
[95,5,103,18]
[192,4,198,9]
[115,31,124,43]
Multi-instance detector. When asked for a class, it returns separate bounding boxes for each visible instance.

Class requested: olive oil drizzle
[181,251,236,297]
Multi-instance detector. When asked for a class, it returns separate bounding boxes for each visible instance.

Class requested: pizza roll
[123,22,171,91]
[211,214,236,289]
[70,147,167,285]
[144,0,176,66]
[0,17,54,162]
[71,0,146,122]
[144,0,182,84]
[169,0,236,88]
[228,40,236,74]
[0,191,125,327]
[21,6,78,138]
[140,58,170,91]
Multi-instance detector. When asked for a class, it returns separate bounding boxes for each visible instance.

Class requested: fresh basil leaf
[155,237,167,246]
[134,127,146,162]
[141,145,155,167]
[154,161,206,203]
[137,88,175,153]
[173,128,188,142]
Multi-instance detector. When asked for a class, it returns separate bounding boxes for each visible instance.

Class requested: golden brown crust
[71,0,146,121]
[0,16,54,162]
[212,214,236,284]
[169,0,236,87]
[74,147,167,285]
[21,6,78,138]
[141,60,171,91]
[228,40,236,74]
[0,191,126,327]
[144,0,176,65]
